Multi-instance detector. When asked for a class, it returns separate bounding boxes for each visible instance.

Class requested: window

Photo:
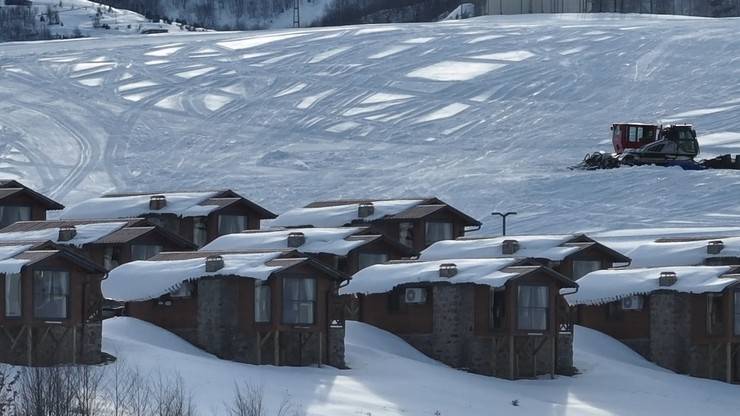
[708,293,725,336]
[131,244,162,260]
[0,205,31,228]
[104,246,121,270]
[218,215,247,235]
[4,273,21,317]
[425,222,453,246]
[193,217,207,248]
[399,222,415,247]
[255,281,271,323]
[517,285,549,331]
[33,270,69,320]
[628,127,639,142]
[572,260,602,280]
[358,253,388,270]
[282,278,316,325]
[489,288,506,330]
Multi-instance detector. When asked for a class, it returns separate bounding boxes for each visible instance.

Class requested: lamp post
[491,211,517,236]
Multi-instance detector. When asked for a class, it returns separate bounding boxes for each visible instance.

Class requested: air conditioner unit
[621,295,644,310]
[404,288,427,304]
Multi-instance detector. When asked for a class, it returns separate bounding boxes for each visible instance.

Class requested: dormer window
[218,215,247,235]
[0,205,31,228]
[131,244,163,260]
[425,222,453,246]
[517,285,549,331]
[33,270,70,320]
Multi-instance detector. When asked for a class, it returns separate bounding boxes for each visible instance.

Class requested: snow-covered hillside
[101,318,740,415]
[2,13,740,235]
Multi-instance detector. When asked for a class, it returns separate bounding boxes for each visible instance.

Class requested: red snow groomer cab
[611,123,658,154]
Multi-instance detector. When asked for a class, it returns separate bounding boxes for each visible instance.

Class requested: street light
[491,211,517,236]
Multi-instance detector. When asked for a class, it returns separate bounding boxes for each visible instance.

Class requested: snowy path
[2,14,740,231]
[99,318,740,415]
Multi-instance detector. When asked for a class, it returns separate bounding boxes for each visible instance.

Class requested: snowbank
[420,234,580,261]
[271,200,424,228]
[341,258,518,294]
[0,221,128,247]
[202,227,366,255]
[60,192,219,219]
[103,252,284,301]
[566,266,736,305]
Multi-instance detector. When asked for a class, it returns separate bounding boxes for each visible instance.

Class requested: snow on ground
[99,317,740,415]
[2,13,740,232]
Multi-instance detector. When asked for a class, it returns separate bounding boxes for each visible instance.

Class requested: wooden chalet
[0,179,64,228]
[569,266,740,383]
[0,219,196,270]
[0,244,106,366]
[104,250,348,368]
[271,197,481,252]
[202,227,416,275]
[342,258,578,379]
[59,190,277,247]
[420,234,630,280]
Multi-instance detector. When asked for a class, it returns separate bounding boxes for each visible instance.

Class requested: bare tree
[0,366,19,414]
[224,382,303,416]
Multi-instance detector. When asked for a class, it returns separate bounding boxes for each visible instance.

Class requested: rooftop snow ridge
[201,227,368,255]
[271,199,425,228]
[60,191,221,220]
[566,266,738,306]
[420,234,581,261]
[0,221,129,247]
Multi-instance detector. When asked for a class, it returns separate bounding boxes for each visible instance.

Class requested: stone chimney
[358,202,374,218]
[58,225,77,242]
[659,271,678,287]
[287,232,306,248]
[149,195,167,210]
[439,263,458,278]
[502,239,520,255]
[205,255,225,272]
[707,240,724,255]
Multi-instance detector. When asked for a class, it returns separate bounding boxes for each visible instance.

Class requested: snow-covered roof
[420,234,581,261]
[103,252,285,301]
[0,222,128,247]
[566,266,738,306]
[0,244,33,274]
[341,258,520,295]
[271,199,425,228]
[201,227,368,255]
[620,237,740,268]
[60,192,222,220]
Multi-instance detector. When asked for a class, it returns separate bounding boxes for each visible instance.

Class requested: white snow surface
[60,192,219,219]
[3,14,740,235]
[621,236,740,268]
[92,317,740,415]
[103,251,284,301]
[201,227,367,255]
[341,258,518,295]
[566,265,736,305]
[0,221,128,247]
[420,234,580,261]
[0,244,32,274]
[271,200,424,228]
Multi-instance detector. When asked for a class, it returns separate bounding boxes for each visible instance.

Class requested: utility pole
[491,212,517,236]
[293,0,300,28]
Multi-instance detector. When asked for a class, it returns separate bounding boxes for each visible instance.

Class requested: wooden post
[551,335,556,380]
[509,335,515,380]
[727,342,732,383]
[318,331,323,368]
[256,332,262,365]
[26,326,32,367]
[274,330,280,366]
[72,326,77,365]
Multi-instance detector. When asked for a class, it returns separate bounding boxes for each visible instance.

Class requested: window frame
[357,252,389,270]
[424,221,454,246]
[0,204,32,228]
[489,287,506,330]
[707,293,725,336]
[32,269,71,321]
[4,272,22,318]
[193,217,208,248]
[254,280,272,324]
[516,284,550,332]
[281,277,317,326]
[130,244,163,261]
[218,214,248,235]
[572,259,602,280]
[398,221,415,248]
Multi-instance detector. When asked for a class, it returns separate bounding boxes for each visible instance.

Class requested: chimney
[439,263,458,278]
[707,240,724,255]
[205,255,225,272]
[287,232,306,248]
[358,202,374,218]
[149,195,167,210]
[502,239,520,255]
[659,271,677,287]
[58,225,77,242]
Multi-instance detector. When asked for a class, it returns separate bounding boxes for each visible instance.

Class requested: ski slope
[2,14,740,234]
[101,317,740,415]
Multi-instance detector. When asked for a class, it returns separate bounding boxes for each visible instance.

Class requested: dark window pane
[358,253,388,270]
[33,270,69,319]
[282,278,316,325]
[0,205,31,228]
[5,273,21,317]
[425,222,453,245]
[218,215,247,235]
[131,244,162,260]
[517,285,548,331]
